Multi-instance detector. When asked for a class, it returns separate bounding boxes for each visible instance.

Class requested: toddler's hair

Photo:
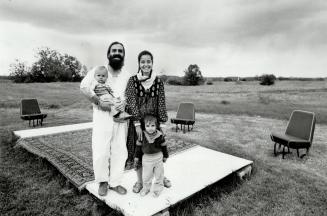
[94,66,108,75]
[144,115,157,124]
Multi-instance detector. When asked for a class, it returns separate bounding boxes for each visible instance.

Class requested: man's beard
[108,54,124,70]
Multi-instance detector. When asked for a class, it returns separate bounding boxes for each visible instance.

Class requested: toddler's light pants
[142,152,164,193]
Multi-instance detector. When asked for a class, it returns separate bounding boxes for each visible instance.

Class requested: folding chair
[270,110,316,159]
[20,99,47,127]
[171,102,195,133]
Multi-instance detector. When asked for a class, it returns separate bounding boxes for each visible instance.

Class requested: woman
[125,50,171,193]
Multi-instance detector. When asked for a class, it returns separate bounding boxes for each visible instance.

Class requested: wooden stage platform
[86,145,253,216]
[14,123,253,216]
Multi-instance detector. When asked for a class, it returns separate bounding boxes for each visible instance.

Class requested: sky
[0,0,326,78]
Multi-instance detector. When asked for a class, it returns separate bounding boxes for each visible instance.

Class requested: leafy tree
[260,74,276,86]
[30,47,82,82]
[9,59,31,83]
[183,64,204,85]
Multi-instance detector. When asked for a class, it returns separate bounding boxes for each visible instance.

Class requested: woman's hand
[135,125,143,141]
[160,125,167,136]
[134,158,141,171]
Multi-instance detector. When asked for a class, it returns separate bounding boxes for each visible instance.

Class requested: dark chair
[171,102,195,133]
[270,110,316,159]
[20,99,47,127]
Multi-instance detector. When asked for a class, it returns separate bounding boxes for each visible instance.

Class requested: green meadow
[1,79,327,215]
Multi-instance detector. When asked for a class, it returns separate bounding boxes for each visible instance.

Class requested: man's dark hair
[107,41,125,59]
[107,41,125,70]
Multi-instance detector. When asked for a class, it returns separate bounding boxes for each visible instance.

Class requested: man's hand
[99,100,113,112]
[114,98,126,112]
[135,125,143,141]
[163,158,167,163]
[90,95,100,105]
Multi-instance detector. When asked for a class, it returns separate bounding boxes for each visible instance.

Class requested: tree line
[9,47,87,83]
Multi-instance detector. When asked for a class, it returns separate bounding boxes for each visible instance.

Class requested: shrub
[221,100,230,105]
[166,77,183,85]
[206,80,213,85]
[183,64,204,86]
[9,59,32,83]
[158,75,168,83]
[260,74,276,86]
[224,77,237,82]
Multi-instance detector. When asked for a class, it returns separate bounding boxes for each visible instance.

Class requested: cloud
[144,0,327,50]
[1,0,326,50]
[1,0,327,77]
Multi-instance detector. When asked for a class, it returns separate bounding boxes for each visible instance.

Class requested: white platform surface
[86,145,253,216]
[13,122,93,138]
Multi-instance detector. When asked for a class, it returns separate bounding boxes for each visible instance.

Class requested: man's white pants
[92,107,128,187]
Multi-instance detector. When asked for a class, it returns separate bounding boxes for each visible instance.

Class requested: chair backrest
[285,110,316,142]
[176,102,195,120]
[20,99,41,115]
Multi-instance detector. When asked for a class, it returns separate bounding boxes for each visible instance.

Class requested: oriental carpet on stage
[16,129,195,189]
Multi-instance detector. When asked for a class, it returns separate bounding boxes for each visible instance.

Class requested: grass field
[1,79,327,215]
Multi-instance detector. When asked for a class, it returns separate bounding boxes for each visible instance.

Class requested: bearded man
[80,41,130,196]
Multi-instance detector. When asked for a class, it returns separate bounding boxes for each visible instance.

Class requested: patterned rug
[16,129,195,189]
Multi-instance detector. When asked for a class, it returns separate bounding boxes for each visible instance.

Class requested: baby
[134,115,169,197]
[93,66,131,120]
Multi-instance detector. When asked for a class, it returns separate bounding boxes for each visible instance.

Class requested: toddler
[134,115,169,197]
[93,66,131,120]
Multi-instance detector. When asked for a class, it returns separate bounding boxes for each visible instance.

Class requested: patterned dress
[125,75,168,166]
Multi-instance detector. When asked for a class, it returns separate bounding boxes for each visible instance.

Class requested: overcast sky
[1,0,326,77]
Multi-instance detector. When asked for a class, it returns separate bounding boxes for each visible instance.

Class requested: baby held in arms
[93,66,131,120]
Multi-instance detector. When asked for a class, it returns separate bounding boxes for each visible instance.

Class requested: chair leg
[175,124,178,132]
[306,148,310,156]
[297,149,300,157]
[41,117,43,126]
[300,148,310,158]
[29,120,31,126]
[188,125,190,131]
[274,143,278,156]
[282,146,285,159]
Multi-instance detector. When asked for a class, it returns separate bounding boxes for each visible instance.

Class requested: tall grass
[1,80,327,215]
